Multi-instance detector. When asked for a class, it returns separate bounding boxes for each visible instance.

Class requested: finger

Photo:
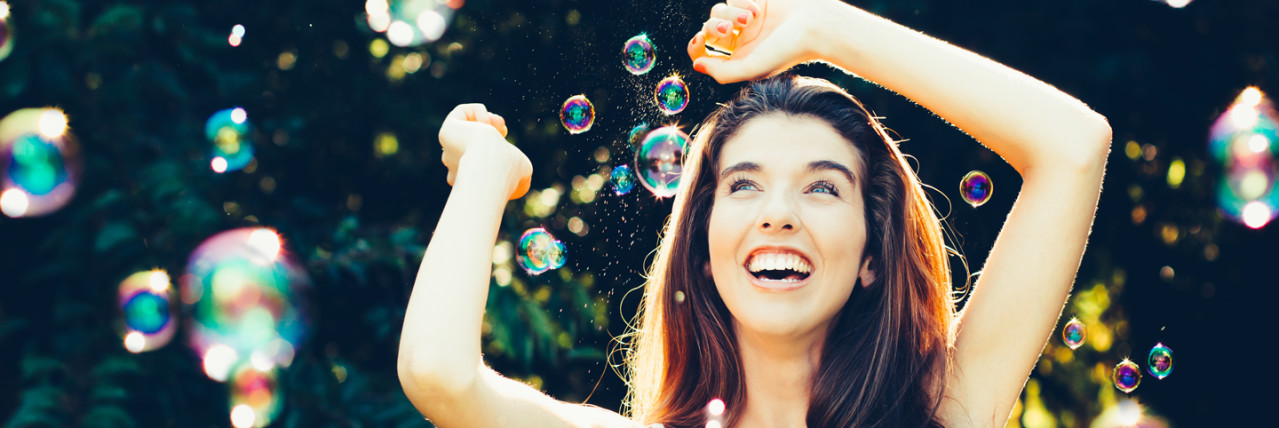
[447,169,457,186]
[727,0,760,17]
[687,31,708,62]
[489,114,509,138]
[711,3,753,26]
[446,103,490,122]
[694,54,769,84]
[702,18,735,38]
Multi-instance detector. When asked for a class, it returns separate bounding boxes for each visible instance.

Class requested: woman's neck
[733,324,828,428]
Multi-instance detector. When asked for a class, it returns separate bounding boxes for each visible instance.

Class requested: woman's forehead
[718,114,862,172]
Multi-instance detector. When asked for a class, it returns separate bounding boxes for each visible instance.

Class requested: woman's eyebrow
[808,160,857,185]
[719,161,760,180]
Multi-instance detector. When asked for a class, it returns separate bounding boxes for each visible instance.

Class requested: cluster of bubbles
[117,270,177,353]
[959,170,992,207]
[228,24,245,47]
[1112,359,1142,393]
[0,108,81,218]
[622,34,656,75]
[635,126,690,198]
[517,228,567,275]
[1061,317,1086,350]
[365,0,462,47]
[182,228,308,426]
[0,1,12,62]
[560,95,595,134]
[206,107,254,173]
[1209,87,1277,229]
[1106,342,1175,394]
[611,164,635,195]
[1147,343,1174,379]
[655,75,689,116]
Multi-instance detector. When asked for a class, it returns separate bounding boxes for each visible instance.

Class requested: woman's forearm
[399,150,514,391]
[817,3,1111,173]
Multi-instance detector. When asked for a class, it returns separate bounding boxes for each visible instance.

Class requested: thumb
[694,55,771,84]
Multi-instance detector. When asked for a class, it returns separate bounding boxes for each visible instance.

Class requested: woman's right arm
[397,104,635,427]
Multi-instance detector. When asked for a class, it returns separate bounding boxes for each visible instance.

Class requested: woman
[398,0,1111,427]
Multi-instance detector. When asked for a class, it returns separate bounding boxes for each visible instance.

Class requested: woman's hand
[438,103,532,200]
[687,0,836,83]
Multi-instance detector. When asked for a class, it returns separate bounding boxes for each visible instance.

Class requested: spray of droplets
[611,164,635,195]
[118,270,177,353]
[182,228,309,383]
[364,0,462,47]
[206,107,254,173]
[655,75,689,116]
[1112,359,1142,393]
[1147,343,1174,379]
[635,126,690,198]
[622,34,656,75]
[1062,317,1086,350]
[1209,87,1278,229]
[560,95,595,134]
[959,170,992,207]
[517,228,567,275]
[0,108,81,218]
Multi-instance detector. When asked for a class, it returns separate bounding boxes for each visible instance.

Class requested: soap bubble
[560,95,595,134]
[0,1,13,62]
[0,108,82,218]
[206,108,254,173]
[635,126,689,198]
[1062,317,1086,350]
[1147,343,1174,379]
[1112,359,1142,393]
[1209,87,1278,229]
[118,270,177,353]
[228,366,280,428]
[611,164,635,195]
[654,75,689,115]
[365,0,459,47]
[959,170,992,207]
[627,123,650,150]
[182,228,309,381]
[622,34,656,75]
[517,227,567,275]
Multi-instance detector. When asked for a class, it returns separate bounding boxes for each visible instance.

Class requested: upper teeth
[747,252,812,274]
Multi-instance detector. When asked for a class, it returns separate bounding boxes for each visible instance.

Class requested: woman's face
[707,113,873,340]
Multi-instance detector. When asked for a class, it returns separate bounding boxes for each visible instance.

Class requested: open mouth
[746,252,813,282]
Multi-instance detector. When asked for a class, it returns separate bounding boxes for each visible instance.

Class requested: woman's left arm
[692,1,1111,425]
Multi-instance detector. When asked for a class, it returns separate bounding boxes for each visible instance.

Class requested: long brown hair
[621,74,959,427]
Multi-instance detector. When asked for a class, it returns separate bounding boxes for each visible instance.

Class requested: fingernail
[738,12,750,24]
[717,21,730,34]
[694,61,707,73]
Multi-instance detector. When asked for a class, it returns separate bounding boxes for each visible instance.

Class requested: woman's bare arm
[397,104,635,427]
[690,1,1111,425]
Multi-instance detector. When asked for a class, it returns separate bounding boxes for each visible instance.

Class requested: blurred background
[0,0,1272,426]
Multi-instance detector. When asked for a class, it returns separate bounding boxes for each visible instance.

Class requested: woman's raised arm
[397,104,634,427]
[690,1,1111,426]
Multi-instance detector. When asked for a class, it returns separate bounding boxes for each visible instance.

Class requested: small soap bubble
[627,123,650,150]
[622,34,656,75]
[229,366,280,428]
[0,1,13,62]
[118,270,176,353]
[960,171,992,207]
[635,126,689,198]
[1112,359,1142,393]
[206,108,254,173]
[560,95,595,134]
[611,164,635,195]
[1147,343,1174,379]
[183,228,310,381]
[1062,317,1086,350]
[0,108,82,218]
[517,228,567,275]
[655,75,689,115]
[1209,87,1278,229]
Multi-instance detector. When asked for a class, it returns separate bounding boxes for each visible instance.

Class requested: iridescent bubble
[517,227,567,275]
[228,366,280,428]
[654,75,689,115]
[635,126,689,198]
[118,270,177,353]
[206,108,254,173]
[365,0,458,47]
[1147,343,1174,379]
[1062,317,1086,350]
[627,123,650,150]
[960,170,992,207]
[1112,359,1142,394]
[611,164,635,195]
[1209,87,1278,229]
[183,228,309,381]
[560,95,595,134]
[0,108,82,218]
[622,34,656,75]
[0,1,13,62]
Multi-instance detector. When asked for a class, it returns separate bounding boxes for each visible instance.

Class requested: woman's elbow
[397,348,478,403]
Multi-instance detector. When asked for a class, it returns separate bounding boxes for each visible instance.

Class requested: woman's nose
[758,195,799,233]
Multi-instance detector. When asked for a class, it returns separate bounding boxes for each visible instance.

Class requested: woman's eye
[808,181,839,196]
[730,179,758,192]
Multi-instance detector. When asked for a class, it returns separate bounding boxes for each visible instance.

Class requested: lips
[744,248,814,284]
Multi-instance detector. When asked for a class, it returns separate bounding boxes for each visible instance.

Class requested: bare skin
[398,1,1111,427]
